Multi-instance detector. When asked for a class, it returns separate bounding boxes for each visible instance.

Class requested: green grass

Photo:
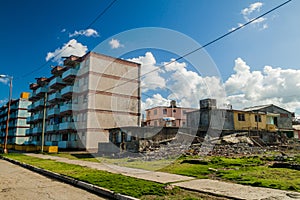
[49,152,100,162]
[1,153,223,199]
[2,153,167,198]
[21,152,300,192]
[219,166,300,191]
[160,156,300,192]
[52,152,175,171]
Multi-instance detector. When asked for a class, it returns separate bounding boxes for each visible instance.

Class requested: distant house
[0,92,31,145]
[145,100,197,127]
[292,125,300,140]
[244,104,294,137]
[187,99,294,138]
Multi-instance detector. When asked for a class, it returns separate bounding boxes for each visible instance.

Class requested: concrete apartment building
[0,92,31,145]
[145,100,197,127]
[26,52,141,150]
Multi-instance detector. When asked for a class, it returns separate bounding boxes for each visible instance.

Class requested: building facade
[145,100,197,127]
[0,92,31,145]
[243,104,294,134]
[26,52,141,150]
[187,99,294,137]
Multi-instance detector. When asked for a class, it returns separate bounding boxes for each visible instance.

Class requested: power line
[101,0,292,93]
[16,0,118,80]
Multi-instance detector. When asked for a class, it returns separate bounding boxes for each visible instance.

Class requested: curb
[1,156,139,200]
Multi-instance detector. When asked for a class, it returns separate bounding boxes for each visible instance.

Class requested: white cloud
[0,98,7,105]
[142,93,169,111]
[230,2,268,31]
[127,52,166,92]
[129,52,225,110]
[45,39,88,64]
[109,38,124,49]
[225,58,300,115]
[131,52,300,116]
[69,28,99,37]
[163,59,226,108]
[241,2,263,16]
[0,77,9,85]
[61,28,66,33]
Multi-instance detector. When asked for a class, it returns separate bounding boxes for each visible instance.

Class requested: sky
[0,0,300,116]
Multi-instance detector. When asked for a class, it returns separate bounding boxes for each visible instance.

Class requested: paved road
[0,159,108,200]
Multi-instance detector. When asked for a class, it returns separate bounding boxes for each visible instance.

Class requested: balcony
[49,77,66,89]
[62,68,77,82]
[46,124,59,133]
[28,103,35,111]
[27,116,34,124]
[29,92,39,101]
[60,103,79,115]
[36,86,48,97]
[59,122,75,131]
[61,86,76,98]
[33,113,44,121]
[10,104,18,110]
[47,107,60,116]
[9,113,17,119]
[32,127,42,134]
[48,92,62,103]
[33,99,45,110]
[25,129,32,136]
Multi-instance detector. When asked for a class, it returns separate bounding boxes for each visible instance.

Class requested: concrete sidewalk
[25,153,300,200]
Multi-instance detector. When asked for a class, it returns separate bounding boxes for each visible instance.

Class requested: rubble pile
[141,143,190,161]
[121,132,299,159]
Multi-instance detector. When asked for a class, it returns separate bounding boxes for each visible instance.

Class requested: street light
[0,74,13,154]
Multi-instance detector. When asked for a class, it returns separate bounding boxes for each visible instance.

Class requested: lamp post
[0,75,13,154]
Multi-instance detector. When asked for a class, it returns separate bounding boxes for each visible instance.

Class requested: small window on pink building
[163,109,167,115]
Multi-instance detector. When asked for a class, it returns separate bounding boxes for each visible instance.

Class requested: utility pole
[41,92,47,153]
[0,75,13,154]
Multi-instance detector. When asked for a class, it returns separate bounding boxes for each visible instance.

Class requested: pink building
[145,100,197,127]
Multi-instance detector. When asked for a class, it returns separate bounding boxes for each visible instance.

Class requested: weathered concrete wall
[256,106,293,130]
[187,109,234,131]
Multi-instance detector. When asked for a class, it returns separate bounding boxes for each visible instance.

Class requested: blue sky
[0,0,300,115]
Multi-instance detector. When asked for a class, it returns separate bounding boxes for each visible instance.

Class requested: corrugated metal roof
[243,104,273,111]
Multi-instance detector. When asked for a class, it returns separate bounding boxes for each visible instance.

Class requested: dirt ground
[0,159,108,200]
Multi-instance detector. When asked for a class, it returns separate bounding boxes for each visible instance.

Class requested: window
[280,113,288,118]
[255,115,262,122]
[62,133,68,141]
[154,109,157,115]
[83,95,88,103]
[238,113,245,121]
[163,109,167,115]
[173,109,176,113]
[82,113,87,121]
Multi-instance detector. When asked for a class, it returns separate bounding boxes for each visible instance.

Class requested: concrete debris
[111,131,299,160]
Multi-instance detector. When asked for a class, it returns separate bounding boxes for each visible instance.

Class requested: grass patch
[49,152,100,162]
[161,156,300,192]
[2,153,167,198]
[52,152,175,171]
[24,152,300,192]
[2,153,224,199]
